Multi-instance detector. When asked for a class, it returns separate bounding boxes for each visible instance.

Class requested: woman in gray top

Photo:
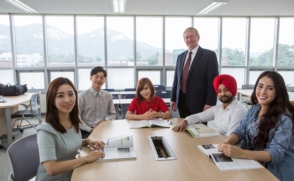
[36,77,105,181]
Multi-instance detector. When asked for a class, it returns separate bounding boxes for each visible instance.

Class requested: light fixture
[197,1,227,15]
[5,0,38,13]
[112,0,126,13]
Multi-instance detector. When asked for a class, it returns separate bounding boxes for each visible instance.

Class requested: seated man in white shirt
[79,66,116,138]
[172,74,247,136]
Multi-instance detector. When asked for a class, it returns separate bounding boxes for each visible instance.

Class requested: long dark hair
[46,77,80,133]
[250,71,294,150]
[136,78,155,102]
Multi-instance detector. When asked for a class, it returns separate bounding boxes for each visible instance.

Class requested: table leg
[5,108,13,147]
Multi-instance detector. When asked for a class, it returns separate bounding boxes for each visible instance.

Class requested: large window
[0,15,294,92]
[0,15,12,68]
[221,18,246,66]
[108,68,134,89]
[194,18,219,53]
[136,17,163,66]
[278,18,294,67]
[138,70,161,85]
[278,71,294,86]
[46,16,75,67]
[0,70,14,84]
[14,15,44,67]
[50,71,74,84]
[249,18,275,66]
[166,70,175,87]
[249,71,263,84]
[77,16,105,66]
[221,68,245,88]
[165,17,191,66]
[106,17,134,67]
[19,72,45,89]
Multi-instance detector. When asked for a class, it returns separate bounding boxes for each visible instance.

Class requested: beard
[219,95,234,104]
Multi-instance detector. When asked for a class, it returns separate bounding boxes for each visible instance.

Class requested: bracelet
[162,112,165,119]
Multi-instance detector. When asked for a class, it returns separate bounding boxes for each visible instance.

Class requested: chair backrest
[241,84,255,89]
[7,134,39,181]
[154,85,166,91]
[125,94,136,99]
[156,90,171,98]
[103,88,115,92]
[124,88,136,91]
[30,92,41,110]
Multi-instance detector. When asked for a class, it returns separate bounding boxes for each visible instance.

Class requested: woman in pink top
[125,78,172,120]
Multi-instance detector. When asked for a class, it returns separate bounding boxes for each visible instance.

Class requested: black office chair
[11,92,43,132]
[8,134,39,181]
[103,89,117,99]
[154,85,166,91]
[120,94,136,118]
[124,88,136,91]
[156,90,171,98]
[125,94,136,99]
[103,88,115,92]
[156,90,171,107]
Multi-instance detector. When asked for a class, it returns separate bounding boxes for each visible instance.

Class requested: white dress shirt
[185,98,247,136]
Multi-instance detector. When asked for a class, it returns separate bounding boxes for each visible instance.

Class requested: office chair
[156,90,171,107]
[124,88,136,91]
[7,134,39,181]
[156,90,171,98]
[120,94,136,118]
[103,88,117,99]
[125,94,136,99]
[103,88,115,92]
[154,85,166,91]
[11,92,43,132]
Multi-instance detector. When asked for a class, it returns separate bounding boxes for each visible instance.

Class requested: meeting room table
[0,93,35,147]
[72,118,278,181]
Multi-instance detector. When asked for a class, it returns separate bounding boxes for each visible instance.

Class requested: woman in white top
[173,74,247,136]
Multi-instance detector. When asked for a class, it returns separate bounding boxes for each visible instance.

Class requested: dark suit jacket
[171,46,219,114]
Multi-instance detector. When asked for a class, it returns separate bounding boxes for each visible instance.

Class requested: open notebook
[129,120,170,129]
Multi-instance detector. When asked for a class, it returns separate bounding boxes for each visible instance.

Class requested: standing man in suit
[171,27,219,118]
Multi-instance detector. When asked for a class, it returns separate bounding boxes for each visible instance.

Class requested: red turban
[213,74,237,96]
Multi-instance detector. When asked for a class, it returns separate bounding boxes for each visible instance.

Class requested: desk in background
[0,93,34,147]
[110,91,136,98]
[72,119,278,181]
[237,89,294,105]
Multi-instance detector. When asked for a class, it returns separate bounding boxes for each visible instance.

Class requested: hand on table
[172,120,188,132]
[218,142,243,158]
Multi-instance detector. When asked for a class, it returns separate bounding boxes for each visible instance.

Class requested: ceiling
[0,0,294,16]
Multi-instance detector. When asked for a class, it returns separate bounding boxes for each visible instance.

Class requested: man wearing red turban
[173,74,247,136]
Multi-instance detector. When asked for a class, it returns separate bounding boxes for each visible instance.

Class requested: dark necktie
[181,51,192,94]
